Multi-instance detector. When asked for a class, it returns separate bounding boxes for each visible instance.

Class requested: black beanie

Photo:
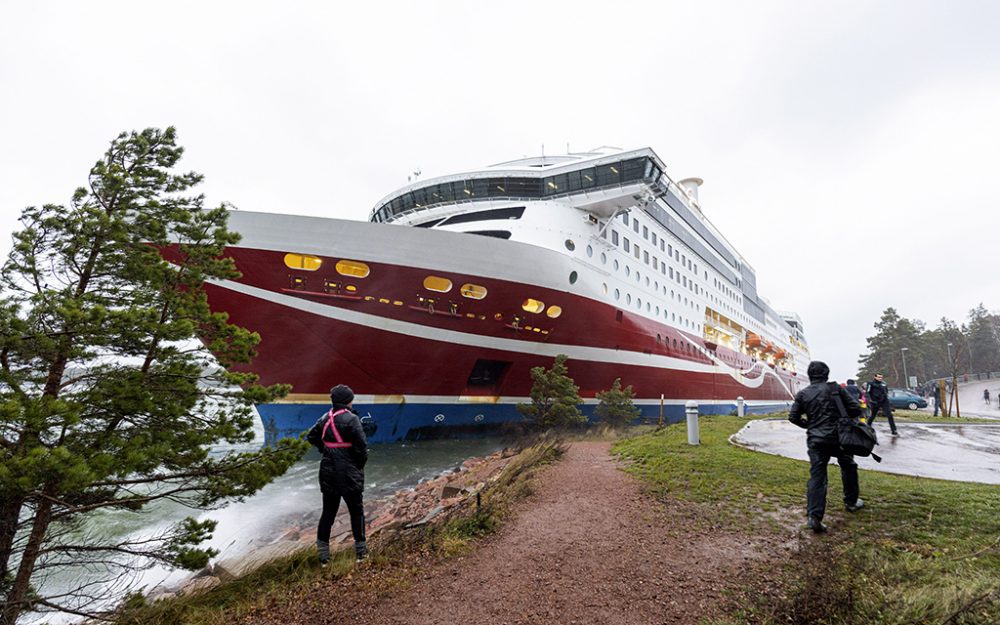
[807,361,830,382]
[329,384,355,406]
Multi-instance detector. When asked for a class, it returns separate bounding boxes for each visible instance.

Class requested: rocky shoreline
[150,446,522,601]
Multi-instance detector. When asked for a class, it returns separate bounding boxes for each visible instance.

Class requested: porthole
[637,298,642,308]
[336,259,370,278]
[614,259,620,271]
[586,245,593,257]
[615,288,620,300]
[460,283,488,299]
[601,252,607,264]
[423,276,453,293]
[565,239,576,251]
[284,253,322,271]
[625,266,631,277]
[602,283,608,295]
[626,294,632,305]
[546,306,562,319]
[569,271,578,284]
[522,298,545,314]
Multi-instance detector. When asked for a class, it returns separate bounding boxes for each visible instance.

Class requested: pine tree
[594,378,641,428]
[0,128,307,624]
[516,354,585,428]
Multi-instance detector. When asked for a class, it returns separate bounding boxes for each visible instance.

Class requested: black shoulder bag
[829,382,882,463]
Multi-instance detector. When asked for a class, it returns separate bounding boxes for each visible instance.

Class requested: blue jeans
[807,441,860,521]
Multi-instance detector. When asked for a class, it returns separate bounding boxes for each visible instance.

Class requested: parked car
[888,388,928,410]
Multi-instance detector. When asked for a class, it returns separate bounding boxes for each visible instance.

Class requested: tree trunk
[0,495,25,585]
[1,497,52,625]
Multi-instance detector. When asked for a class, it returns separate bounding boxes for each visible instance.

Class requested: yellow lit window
[546,306,562,319]
[284,253,322,271]
[460,283,488,300]
[345,285,358,292]
[336,260,370,278]
[423,276,453,293]
[522,298,545,314]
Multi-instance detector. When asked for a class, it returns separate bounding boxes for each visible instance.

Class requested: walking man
[866,373,898,437]
[789,361,865,533]
[932,382,943,417]
[985,388,991,406]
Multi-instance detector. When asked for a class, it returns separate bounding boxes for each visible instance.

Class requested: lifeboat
[762,341,775,353]
[746,332,762,348]
[774,348,787,359]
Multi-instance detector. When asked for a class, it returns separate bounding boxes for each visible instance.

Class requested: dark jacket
[867,379,889,405]
[789,380,862,445]
[307,405,369,495]
[844,382,861,402]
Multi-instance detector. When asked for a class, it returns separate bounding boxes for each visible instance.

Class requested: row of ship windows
[284,253,562,318]
[617,210,756,327]
[603,212,758,332]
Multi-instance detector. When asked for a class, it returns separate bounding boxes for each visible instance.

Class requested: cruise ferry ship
[205,147,810,443]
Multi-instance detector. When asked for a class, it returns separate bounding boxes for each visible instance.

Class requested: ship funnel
[677,177,703,205]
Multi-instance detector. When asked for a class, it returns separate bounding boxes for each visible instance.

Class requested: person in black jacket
[307,384,369,563]
[789,361,865,533]
[865,373,898,436]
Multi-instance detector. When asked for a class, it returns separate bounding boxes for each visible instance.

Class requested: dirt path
[254,441,781,624]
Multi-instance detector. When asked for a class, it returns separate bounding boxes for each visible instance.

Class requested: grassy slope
[613,415,1000,625]
[113,440,563,625]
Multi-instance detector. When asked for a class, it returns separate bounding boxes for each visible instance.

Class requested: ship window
[623,237,630,253]
[424,276,453,292]
[546,306,563,319]
[633,246,640,260]
[651,233,657,245]
[622,213,629,225]
[626,294,632,305]
[643,226,648,240]
[612,230,619,245]
[601,252,607,264]
[522,298,545,314]
[565,239,575,251]
[586,245,593,257]
[614,288,620,300]
[336,260,370,278]
[603,283,608,295]
[614,259,620,271]
[468,230,512,239]
[633,220,639,234]
[460,283,488,299]
[284,253,322,271]
[643,251,649,264]
[569,271,578,284]
[440,206,525,225]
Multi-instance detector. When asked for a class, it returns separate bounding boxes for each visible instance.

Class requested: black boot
[354,540,368,562]
[806,516,828,533]
[316,539,331,565]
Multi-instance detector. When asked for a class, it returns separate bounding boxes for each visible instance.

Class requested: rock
[214,541,309,581]
[439,485,465,499]
[179,576,221,596]
[406,505,445,528]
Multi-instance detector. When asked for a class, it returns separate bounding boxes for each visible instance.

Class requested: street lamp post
[901,347,910,389]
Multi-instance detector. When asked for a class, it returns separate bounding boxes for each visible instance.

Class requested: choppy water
[32,429,507,623]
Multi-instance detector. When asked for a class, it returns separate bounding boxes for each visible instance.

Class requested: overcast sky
[2,0,997,381]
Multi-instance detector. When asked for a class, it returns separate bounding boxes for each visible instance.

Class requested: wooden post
[658,393,664,427]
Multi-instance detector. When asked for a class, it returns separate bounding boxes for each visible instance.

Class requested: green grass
[888,409,997,423]
[112,439,564,625]
[613,415,1000,625]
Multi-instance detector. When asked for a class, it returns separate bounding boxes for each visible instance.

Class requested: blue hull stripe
[259,400,792,445]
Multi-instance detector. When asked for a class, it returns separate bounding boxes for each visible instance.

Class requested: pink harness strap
[321,408,353,448]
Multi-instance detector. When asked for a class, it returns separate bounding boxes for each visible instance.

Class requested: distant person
[307,384,369,564]
[985,389,992,406]
[932,383,943,417]
[866,373,898,437]
[788,361,865,533]
[844,379,861,402]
